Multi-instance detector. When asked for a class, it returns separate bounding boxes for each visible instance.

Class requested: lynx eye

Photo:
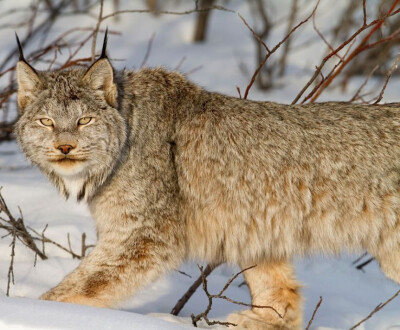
[39,118,54,127]
[78,117,92,126]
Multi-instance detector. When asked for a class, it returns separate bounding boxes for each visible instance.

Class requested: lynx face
[15,58,127,198]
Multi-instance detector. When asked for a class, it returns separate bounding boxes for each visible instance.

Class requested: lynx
[15,31,400,329]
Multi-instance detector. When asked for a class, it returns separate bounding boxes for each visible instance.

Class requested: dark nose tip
[58,145,74,154]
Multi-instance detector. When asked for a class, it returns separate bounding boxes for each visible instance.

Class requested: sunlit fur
[15,57,400,329]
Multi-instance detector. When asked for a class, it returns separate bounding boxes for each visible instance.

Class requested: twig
[236,86,242,99]
[240,0,321,99]
[292,5,400,104]
[349,289,400,329]
[300,38,356,104]
[305,296,323,330]
[81,232,87,257]
[40,224,49,259]
[190,265,283,327]
[356,257,375,271]
[29,227,82,259]
[6,227,17,296]
[312,5,343,61]
[238,13,270,53]
[349,65,379,102]
[140,33,156,68]
[91,0,104,61]
[101,5,234,22]
[352,252,368,265]
[373,53,400,103]
[185,65,203,75]
[176,270,192,278]
[309,0,400,103]
[362,0,367,26]
[0,189,92,261]
[0,0,73,72]
[171,263,217,316]
[278,0,299,76]
[174,56,186,71]
[0,189,47,260]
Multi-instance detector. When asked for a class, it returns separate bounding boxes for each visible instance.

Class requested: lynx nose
[57,144,75,155]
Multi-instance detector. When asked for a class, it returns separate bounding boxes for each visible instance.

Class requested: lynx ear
[15,34,42,112]
[82,29,117,106]
[82,58,117,106]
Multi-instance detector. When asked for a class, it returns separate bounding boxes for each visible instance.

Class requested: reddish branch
[292,0,400,104]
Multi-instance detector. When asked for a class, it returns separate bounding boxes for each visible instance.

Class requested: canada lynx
[15,32,400,329]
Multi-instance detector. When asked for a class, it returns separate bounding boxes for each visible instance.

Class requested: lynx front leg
[228,261,302,330]
[40,228,184,308]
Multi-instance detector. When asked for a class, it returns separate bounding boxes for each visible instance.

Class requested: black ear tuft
[15,32,38,74]
[15,32,25,62]
[100,27,108,59]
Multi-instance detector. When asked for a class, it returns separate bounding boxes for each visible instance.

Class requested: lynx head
[15,31,127,200]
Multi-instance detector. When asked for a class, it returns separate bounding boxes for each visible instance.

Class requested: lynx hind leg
[227,261,302,330]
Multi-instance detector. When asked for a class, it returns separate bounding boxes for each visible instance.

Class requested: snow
[1,0,400,329]
[0,296,190,329]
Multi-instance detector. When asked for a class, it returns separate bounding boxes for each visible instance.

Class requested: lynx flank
[15,32,400,329]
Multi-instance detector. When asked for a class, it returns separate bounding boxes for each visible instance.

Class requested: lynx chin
[15,31,400,329]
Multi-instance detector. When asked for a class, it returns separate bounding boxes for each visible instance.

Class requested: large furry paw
[40,291,106,308]
[227,310,299,330]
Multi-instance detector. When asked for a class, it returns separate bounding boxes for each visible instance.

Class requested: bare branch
[292,4,400,104]
[236,86,242,99]
[363,0,367,26]
[241,0,321,99]
[373,53,400,103]
[349,290,400,329]
[176,269,192,278]
[238,13,270,54]
[29,226,82,260]
[349,65,379,103]
[356,257,375,271]
[190,265,283,327]
[278,0,299,76]
[171,263,217,316]
[0,189,47,260]
[305,296,323,330]
[140,33,156,68]
[6,227,17,296]
[101,5,234,22]
[309,0,400,103]
[352,252,369,265]
[0,189,93,261]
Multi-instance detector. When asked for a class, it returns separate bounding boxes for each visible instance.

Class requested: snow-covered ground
[1,0,400,329]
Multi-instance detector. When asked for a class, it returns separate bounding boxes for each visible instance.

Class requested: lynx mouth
[49,157,87,167]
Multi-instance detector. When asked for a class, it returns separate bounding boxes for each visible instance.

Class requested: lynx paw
[227,310,298,330]
[40,291,106,307]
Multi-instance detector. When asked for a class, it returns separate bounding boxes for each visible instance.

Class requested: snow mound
[0,297,190,330]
